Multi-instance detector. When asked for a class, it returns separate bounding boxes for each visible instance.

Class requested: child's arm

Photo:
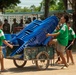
[71,39,75,45]
[3,40,13,48]
[46,32,60,37]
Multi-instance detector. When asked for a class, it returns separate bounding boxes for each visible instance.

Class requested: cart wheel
[35,51,49,70]
[13,59,27,68]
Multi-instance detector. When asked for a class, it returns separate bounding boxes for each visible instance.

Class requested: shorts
[48,39,57,46]
[56,42,65,53]
[48,39,65,53]
[0,47,3,58]
[66,40,73,50]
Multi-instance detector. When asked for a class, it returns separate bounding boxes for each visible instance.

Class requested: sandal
[61,65,68,69]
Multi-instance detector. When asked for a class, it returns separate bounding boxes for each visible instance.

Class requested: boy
[0,21,13,72]
[46,14,69,69]
[66,21,75,65]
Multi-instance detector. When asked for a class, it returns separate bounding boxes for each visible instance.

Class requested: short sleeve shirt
[57,23,68,46]
[0,29,6,46]
[68,27,75,40]
[3,23,10,34]
[11,23,19,33]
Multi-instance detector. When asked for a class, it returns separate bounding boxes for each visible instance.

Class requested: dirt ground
[0,52,76,75]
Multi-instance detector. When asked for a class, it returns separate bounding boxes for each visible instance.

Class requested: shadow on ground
[7,65,61,73]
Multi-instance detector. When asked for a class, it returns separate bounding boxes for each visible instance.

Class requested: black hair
[33,17,36,21]
[13,18,16,21]
[0,20,3,26]
[4,19,8,21]
[63,14,69,23]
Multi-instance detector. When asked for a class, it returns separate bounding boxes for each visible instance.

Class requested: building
[67,0,72,10]
[2,12,43,27]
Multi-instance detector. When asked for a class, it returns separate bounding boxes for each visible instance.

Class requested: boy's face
[60,16,65,24]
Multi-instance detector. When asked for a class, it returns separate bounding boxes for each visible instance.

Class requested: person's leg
[49,39,62,63]
[59,52,68,67]
[0,47,5,71]
[56,43,68,68]
[48,39,56,46]
[66,50,70,63]
[1,55,4,71]
[0,54,4,71]
[55,50,61,63]
[69,50,74,64]
[56,50,60,61]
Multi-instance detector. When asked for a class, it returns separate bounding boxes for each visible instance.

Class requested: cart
[3,16,58,70]
[5,45,55,70]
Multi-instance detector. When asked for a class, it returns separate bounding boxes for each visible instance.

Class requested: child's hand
[9,44,13,49]
[71,41,74,45]
[46,33,50,37]
[56,25,60,30]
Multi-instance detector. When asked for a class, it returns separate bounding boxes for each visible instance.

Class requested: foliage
[0,0,20,13]
[5,5,41,13]
[56,0,65,10]
[49,0,65,10]
[3,0,65,13]
[0,0,20,8]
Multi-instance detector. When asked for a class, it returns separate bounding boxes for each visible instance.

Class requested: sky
[17,0,43,8]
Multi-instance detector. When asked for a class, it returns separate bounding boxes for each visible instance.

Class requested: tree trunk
[44,0,50,19]
[0,8,4,14]
[73,12,76,33]
[72,1,76,33]
[62,0,68,10]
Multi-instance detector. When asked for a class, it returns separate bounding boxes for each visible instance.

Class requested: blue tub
[11,34,18,45]
[11,34,16,38]
[4,34,12,41]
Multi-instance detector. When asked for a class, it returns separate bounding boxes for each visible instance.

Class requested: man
[11,18,18,33]
[46,14,69,69]
[18,19,24,27]
[3,19,10,34]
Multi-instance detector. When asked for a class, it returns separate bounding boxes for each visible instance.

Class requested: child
[46,14,69,69]
[0,20,13,72]
[66,21,75,65]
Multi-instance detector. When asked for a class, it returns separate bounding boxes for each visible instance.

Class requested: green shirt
[0,29,6,46]
[68,27,75,40]
[57,23,68,46]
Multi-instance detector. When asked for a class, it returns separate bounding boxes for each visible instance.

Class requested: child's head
[67,21,71,27]
[60,14,69,24]
[0,20,3,29]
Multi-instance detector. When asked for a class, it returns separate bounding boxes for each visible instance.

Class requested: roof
[4,12,44,15]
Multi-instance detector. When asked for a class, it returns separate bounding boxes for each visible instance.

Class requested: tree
[44,0,50,18]
[62,0,68,10]
[30,5,35,12]
[68,0,76,33]
[44,0,56,18]
[0,0,20,13]
[56,0,65,10]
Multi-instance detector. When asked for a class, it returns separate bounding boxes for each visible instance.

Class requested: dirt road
[0,52,76,75]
